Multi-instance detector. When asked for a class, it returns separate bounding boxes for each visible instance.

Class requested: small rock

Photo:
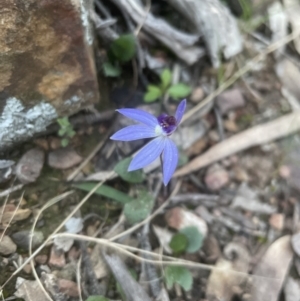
[48,147,83,169]
[0,206,31,224]
[190,86,205,103]
[224,119,238,132]
[58,279,79,297]
[68,246,81,261]
[202,234,221,263]
[15,278,49,301]
[279,165,291,178]
[291,232,300,257]
[208,130,220,143]
[54,236,74,252]
[269,214,284,231]
[165,207,208,238]
[12,231,44,249]
[48,137,62,150]
[53,262,76,280]
[35,255,48,265]
[216,88,246,114]
[49,245,66,268]
[233,166,249,182]
[16,148,45,183]
[205,164,229,191]
[23,263,32,274]
[0,236,17,255]
[33,139,49,151]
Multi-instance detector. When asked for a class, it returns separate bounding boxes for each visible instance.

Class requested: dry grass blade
[0,192,24,242]
[0,184,24,198]
[51,232,281,282]
[175,111,300,177]
[76,256,83,301]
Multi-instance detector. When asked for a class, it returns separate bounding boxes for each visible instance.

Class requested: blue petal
[175,99,187,124]
[110,125,158,141]
[128,137,166,171]
[117,108,159,128]
[162,139,178,186]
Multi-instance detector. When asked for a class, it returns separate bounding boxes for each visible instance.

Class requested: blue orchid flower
[110,99,186,185]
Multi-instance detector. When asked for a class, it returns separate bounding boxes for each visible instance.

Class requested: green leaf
[165,266,193,291]
[169,233,188,254]
[74,183,134,204]
[160,69,172,90]
[58,128,66,137]
[167,83,191,100]
[103,61,121,77]
[144,85,163,102]
[67,129,76,138]
[86,296,110,301]
[57,117,69,127]
[114,157,145,183]
[180,226,203,253]
[124,191,154,224]
[111,34,136,62]
[61,138,69,147]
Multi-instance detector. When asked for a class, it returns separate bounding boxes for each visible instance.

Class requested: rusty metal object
[0,0,99,151]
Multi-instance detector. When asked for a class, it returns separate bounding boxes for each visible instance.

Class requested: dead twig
[0,184,24,198]
[176,110,300,176]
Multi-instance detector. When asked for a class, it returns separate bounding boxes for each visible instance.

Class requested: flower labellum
[110,99,186,185]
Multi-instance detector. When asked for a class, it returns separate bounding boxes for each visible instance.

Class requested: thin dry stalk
[0,184,24,198]
[77,256,83,301]
[0,192,24,242]
[134,0,151,35]
[52,232,280,282]
[175,110,300,176]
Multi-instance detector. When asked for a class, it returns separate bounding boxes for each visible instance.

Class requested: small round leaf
[169,233,188,254]
[180,226,203,253]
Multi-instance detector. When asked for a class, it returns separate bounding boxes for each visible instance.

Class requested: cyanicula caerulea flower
[110,99,186,186]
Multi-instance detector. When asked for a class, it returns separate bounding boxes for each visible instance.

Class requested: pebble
[216,88,246,114]
[12,230,44,249]
[205,164,229,191]
[16,148,45,183]
[58,279,79,297]
[269,213,284,231]
[35,254,48,265]
[49,245,66,268]
[48,147,83,169]
[165,207,208,237]
[0,236,17,255]
[190,86,205,103]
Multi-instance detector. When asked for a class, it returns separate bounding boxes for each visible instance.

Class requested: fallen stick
[175,111,300,177]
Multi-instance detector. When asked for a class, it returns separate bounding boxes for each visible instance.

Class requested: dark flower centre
[157,114,177,135]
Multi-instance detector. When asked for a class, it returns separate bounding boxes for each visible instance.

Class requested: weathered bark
[0,0,99,151]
